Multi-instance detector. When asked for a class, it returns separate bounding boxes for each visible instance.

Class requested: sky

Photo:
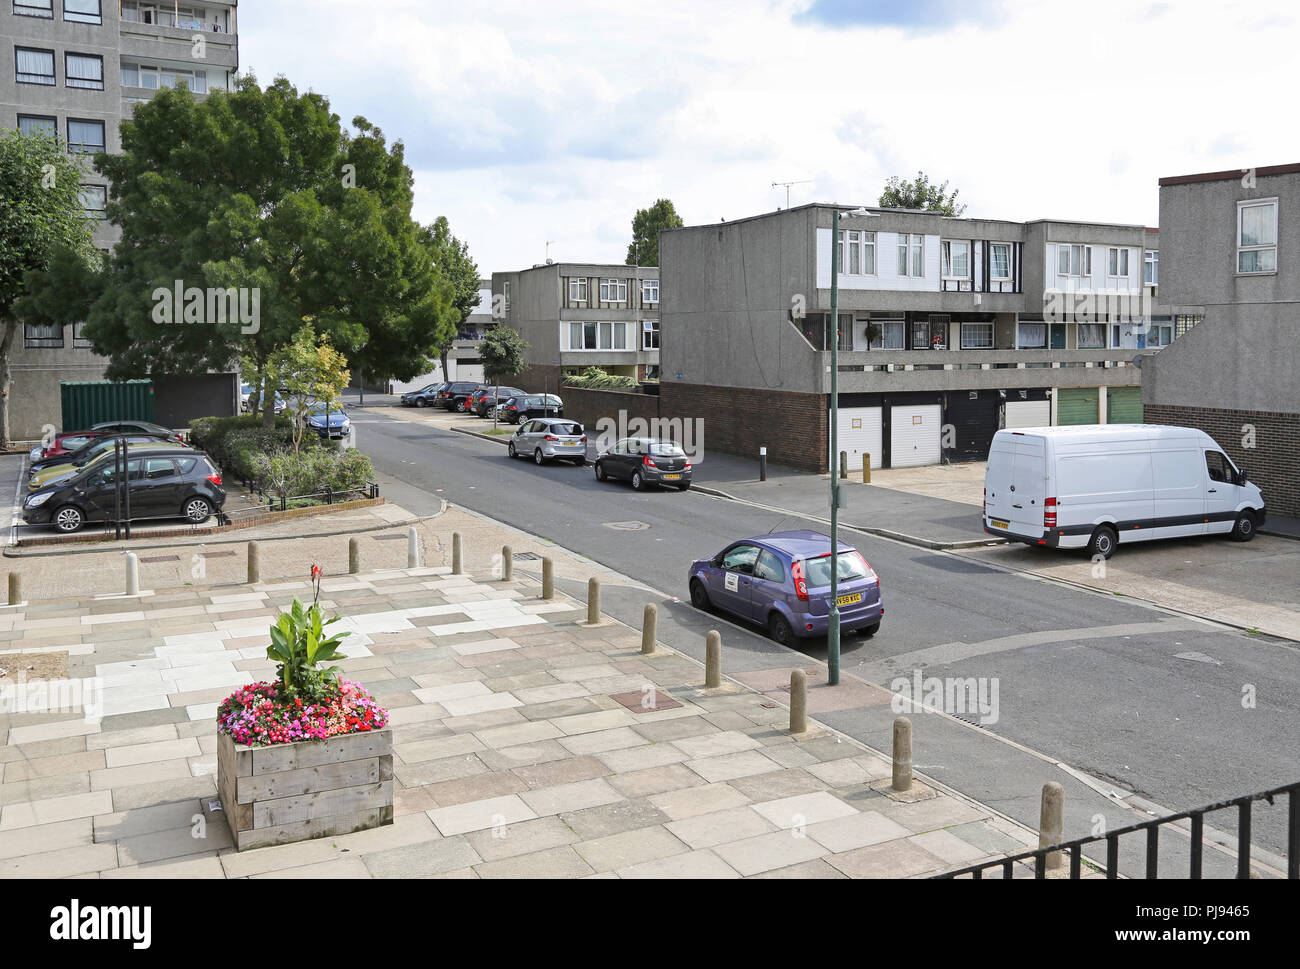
[238,0,1300,276]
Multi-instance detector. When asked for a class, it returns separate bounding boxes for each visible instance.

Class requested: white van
[983,425,1265,558]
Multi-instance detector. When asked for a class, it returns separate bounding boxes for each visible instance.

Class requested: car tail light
[642,455,656,468]
[1044,497,1057,528]
[684,461,692,470]
[581,435,587,443]
[544,435,558,441]
[791,560,808,601]
[206,472,222,487]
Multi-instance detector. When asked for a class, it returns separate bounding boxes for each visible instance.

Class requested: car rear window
[800,551,871,587]
[649,443,685,456]
[551,422,582,436]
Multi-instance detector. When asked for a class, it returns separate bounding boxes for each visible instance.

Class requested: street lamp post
[827,206,875,687]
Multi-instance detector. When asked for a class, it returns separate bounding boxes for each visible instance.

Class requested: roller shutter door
[833,406,883,470]
[1003,399,1050,429]
[1056,388,1099,425]
[1106,386,1143,424]
[889,403,942,468]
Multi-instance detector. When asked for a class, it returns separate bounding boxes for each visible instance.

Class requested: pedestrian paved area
[0,561,1052,878]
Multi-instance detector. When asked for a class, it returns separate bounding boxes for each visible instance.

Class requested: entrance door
[889,404,942,467]
[1049,323,1066,349]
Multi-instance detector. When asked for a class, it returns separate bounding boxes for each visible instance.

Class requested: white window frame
[641,278,659,304]
[838,230,876,276]
[600,278,628,303]
[989,243,1011,280]
[960,321,993,349]
[1236,199,1278,275]
[14,0,54,18]
[869,319,905,350]
[897,234,924,277]
[569,277,587,303]
[79,184,107,219]
[642,318,659,350]
[1057,244,1091,277]
[1107,247,1130,279]
[1144,249,1158,286]
[941,240,970,279]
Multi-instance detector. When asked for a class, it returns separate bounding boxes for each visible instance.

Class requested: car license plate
[663,473,681,481]
[990,519,1009,529]
[836,593,862,606]
[562,442,579,447]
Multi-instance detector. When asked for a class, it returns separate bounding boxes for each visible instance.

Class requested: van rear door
[1008,435,1048,537]
[983,435,1017,532]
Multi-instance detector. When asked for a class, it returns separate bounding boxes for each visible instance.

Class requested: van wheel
[1087,525,1117,559]
[1229,511,1257,542]
[768,612,795,647]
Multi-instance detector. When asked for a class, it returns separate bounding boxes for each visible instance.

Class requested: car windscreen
[799,552,871,587]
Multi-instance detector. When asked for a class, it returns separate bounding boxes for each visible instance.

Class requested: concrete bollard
[407,527,419,569]
[541,556,554,599]
[125,552,140,596]
[641,603,658,655]
[587,578,600,624]
[348,537,361,575]
[7,572,20,606]
[1039,782,1065,870]
[892,716,913,792]
[704,630,722,688]
[862,454,872,484]
[451,533,462,575]
[501,546,513,582]
[840,450,848,479]
[247,541,260,585]
[789,669,808,734]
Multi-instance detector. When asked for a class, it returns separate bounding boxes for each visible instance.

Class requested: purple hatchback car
[687,530,883,646]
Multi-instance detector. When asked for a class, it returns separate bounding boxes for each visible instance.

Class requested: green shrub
[563,366,638,389]
[189,414,294,471]
[252,448,375,499]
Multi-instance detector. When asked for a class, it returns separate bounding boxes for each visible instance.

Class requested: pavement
[1,507,1067,880]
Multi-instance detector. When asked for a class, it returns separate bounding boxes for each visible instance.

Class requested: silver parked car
[507,418,588,465]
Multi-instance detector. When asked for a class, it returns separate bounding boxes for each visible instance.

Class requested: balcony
[819,347,1157,393]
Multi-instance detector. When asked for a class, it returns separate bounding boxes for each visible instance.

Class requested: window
[1146,323,1174,347]
[1175,314,1202,337]
[598,321,628,350]
[642,319,659,350]
[65,53,104,90]
[79,184,107,219]
[16,47,56,85]
[1057,244,1091,276]
[989,243,1011,280]
[961,322,993,349]
[600,278,627,302]
[897,233,924,276]
[641,278,659,304]
[67,119,105,154]
[569,277,587,302]
[838,313,853,351]
[144,458,176,480]
[1018,322,1047,348]
[941,241,969,278]
[869,320,904,350]
[720,545,761,574]
[1107,247,1130,278]
[25,323,64,348]
[753,549,784,583]
[63,0,101,23]
[838,230,876,275]
[1076,323,1106,348]
[1237,199,1277,274]
[568,321,596,350]
[502,281,510,311]
[73,321,93,348]
[14,0,53,18]
[17,114,57,138]
[1205,451,1233,484]
[1144,249,1158,286]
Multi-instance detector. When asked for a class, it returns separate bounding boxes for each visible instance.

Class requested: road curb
[450,425,512,446]
[2,499,449,559]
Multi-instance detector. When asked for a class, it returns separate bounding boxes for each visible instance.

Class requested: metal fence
[935,781,1299,880]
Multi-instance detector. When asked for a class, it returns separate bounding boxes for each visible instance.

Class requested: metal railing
[935,781,1300,880]
[244,482,380,513]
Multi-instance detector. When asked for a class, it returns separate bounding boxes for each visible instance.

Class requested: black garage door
[943,390,1001,463]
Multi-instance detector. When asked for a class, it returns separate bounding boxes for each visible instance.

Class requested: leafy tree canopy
[626,199,683,267]
[878,171,966,216]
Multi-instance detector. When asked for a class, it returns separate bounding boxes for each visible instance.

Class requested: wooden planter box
[217,727,394,851]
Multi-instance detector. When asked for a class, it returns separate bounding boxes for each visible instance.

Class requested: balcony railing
[826,347,1156,373]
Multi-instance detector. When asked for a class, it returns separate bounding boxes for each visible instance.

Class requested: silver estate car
[507,418,588,465]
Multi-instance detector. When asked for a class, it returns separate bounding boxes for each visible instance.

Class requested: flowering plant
[216,679,389,747]
[266,563,347,703]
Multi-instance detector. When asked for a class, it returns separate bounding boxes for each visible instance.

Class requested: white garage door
[890,404,942,468]
[832,407,883,470]
[1003,399,1050,429]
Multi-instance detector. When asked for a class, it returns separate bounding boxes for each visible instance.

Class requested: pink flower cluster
[216,679,389,747]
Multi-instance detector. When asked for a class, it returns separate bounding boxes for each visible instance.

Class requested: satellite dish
[1132,355,1144,369]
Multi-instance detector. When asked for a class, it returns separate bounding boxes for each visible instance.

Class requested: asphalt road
[311,408,1300,862]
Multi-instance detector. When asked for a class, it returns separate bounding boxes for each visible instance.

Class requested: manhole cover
[513,552,541,561]
[602,521,650,531]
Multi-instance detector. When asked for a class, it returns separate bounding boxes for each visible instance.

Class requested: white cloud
[238,0,1298,273]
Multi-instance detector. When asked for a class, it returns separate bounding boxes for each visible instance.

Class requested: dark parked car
[28,429,105,463]
[499,394,563,424]
[687,530,882,646]
[437,381,483,412]
[400,382,445,407]
[92,420,184,444]
[472,386,525,417]
[29,432,171,476]
[23,447,226,534]
[507,418,587,464]
[593,437,692,491]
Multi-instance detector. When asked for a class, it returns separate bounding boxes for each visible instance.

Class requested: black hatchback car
[594,438,692,491]
[437,381,482,412]
[499,394,563,424]
[400,382,445,407]
[23,447,226,533]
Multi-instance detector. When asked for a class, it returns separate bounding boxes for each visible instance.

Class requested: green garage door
[1107,386,1143,424]
[1056,387,1099,425]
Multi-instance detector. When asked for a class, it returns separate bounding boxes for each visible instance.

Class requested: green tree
[478,326,529,428]
[421,216,480,384]
[19,77,450,431]
[626,199,683,267]
[266,324,351,454]
[0,127,98,445]
[878,172,966,216]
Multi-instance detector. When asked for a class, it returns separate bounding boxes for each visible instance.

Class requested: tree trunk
[439,345,450,386]
[261,371,276,430]
[0,320,17,449]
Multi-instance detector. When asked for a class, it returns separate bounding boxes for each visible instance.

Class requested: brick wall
[661,383,829,473]
[1145,404,1300,518]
